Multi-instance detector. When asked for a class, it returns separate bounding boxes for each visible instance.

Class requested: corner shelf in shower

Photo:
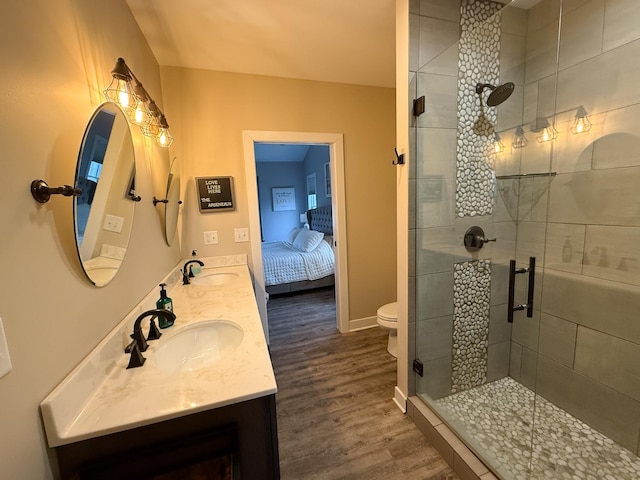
[495,172,557,180]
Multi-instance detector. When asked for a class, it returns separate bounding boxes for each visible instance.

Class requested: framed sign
[196,176,235,212]
[272,187,296,211]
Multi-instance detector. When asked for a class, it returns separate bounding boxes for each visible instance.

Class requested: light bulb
[536,123,557,143]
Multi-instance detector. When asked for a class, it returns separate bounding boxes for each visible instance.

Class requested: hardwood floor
[267,288,458,480]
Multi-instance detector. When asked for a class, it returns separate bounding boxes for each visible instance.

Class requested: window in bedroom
[307,173,317,210]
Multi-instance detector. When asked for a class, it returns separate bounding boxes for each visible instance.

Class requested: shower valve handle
[463,226,495,251]
[477,236,496,244]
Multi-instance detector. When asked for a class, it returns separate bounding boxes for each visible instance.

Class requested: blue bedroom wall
[256,161,306,242]
[256,145,330,242]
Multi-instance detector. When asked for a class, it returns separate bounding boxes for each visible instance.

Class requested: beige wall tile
[527,0,561,32]
[487,341,511,382]
[583,225,640,286]
[534,74,557,121]
[410,13,420,72]
[563,0,593,15]
[500,33,526,86]
[603,0,640,52]
[518,132,553,175]
[575,326,640,402]
[417,127,457,178]
[418,355,453,400]
[419,0,460,22]
[416,176,455,228]
[516,221,546,264]
[510,341,523,380]
[491,221,517,265]
[558,0,604,71]
[523,82,539,127]
[416,270,454,320]
[490,263,510,307]
[547,167,640,226]
[592,131,640,170]
[417,314,453,361]
[501,3,528,36]
[556,39,640,115]
[512,310,540,351]
[539,313,577,367]
[525,20,560,84]
[521,347,539,389]
[544,222,585,274]
[496,85,524,131]
[416,226,455,274]
[417,72,458,128]
[536,355,640,452]
[541,270,640,344]
[420,42,460,76]
[418,17,460,73]
[489,305,511,343]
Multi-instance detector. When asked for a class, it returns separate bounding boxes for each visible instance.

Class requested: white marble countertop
[40,256,277,447]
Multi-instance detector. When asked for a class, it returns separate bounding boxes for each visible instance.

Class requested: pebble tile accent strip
[456,0,502,217]
[433,377,640,479]
[451,260,491,392]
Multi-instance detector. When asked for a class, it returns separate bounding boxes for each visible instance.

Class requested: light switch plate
[103,214,124,233]
[203,230,219,245]
[234,228,249,243]
[0,318,12,380]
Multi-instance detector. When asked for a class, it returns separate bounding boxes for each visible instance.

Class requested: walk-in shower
[410,0,640,479]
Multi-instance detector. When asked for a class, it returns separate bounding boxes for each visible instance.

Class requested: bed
[263,205,335,295]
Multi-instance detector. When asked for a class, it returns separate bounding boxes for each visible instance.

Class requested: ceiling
[125,0,396,88]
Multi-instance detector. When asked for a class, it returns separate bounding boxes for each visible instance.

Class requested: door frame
[242,130,350,339]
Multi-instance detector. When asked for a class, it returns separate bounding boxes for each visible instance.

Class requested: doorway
[242,131,349,342]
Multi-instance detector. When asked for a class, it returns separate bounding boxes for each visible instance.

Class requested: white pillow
[293,229,325,252]
[286,227,302,244]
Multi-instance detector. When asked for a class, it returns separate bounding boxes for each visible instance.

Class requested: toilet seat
[378,302,398,322]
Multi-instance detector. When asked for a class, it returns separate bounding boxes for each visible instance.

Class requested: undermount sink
[153,320,244,374]
[190,271,239,286]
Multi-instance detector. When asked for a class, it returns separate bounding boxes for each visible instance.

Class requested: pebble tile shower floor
[429,377,640,479]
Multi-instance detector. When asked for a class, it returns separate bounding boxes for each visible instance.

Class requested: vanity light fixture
[492,132,505,153]
[535,118,558,143]
[571,106,592,134]
[511,126,528,149]
[104,58,173,148]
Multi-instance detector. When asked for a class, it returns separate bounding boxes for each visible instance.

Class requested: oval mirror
[164,157,181,246]
[73,102,137,286]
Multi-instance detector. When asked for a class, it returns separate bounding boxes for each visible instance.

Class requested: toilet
[377,302,398,358]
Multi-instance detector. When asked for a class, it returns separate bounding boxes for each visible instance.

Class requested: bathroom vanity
[40,256,279,479]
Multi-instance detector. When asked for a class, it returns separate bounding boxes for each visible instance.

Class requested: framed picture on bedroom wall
[272,187,296,211]
[324,162,331,197]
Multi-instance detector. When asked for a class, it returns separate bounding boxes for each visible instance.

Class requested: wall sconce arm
[30,179,82,203]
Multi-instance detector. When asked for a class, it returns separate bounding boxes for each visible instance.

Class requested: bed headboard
[306,205,333,235]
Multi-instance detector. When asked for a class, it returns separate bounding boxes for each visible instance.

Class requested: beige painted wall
[0,1,181,478]
[0,1,396,477]
[160,67,397,322]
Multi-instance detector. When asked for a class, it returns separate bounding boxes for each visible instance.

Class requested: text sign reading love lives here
[196,177,235,212]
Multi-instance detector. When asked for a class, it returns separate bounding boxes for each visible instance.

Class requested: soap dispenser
[155,283,175,328]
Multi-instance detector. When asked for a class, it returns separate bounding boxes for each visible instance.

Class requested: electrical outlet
[203,230,219,245]
[234,228,249,243]
[103,214,124,233]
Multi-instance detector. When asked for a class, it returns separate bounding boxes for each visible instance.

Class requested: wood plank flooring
[267,288,458,480]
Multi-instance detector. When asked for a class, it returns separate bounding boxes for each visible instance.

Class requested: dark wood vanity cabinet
[52,395,279,480]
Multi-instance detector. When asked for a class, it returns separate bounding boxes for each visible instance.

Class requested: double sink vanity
[41,255,279,479]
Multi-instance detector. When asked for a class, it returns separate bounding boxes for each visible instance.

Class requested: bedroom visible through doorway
[242,131,349,342]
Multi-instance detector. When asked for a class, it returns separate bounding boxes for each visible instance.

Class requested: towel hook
[393,148,405,165]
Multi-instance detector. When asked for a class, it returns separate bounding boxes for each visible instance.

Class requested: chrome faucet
[125,309,177,369]
[182,259,205,284]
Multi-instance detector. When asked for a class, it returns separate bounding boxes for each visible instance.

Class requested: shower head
[476,82,515,106]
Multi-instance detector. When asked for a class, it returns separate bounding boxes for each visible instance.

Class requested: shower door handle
[507,256,535,323]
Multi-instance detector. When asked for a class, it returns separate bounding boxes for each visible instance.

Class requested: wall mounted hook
[31,179,82,203]
[393,148,405,165]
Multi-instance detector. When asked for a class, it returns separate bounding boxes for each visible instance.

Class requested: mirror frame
[73,102,137,286]
[163,157,181,246]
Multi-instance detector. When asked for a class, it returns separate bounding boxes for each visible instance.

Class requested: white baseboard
[393,386,407,413]
[349,315,377,332]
